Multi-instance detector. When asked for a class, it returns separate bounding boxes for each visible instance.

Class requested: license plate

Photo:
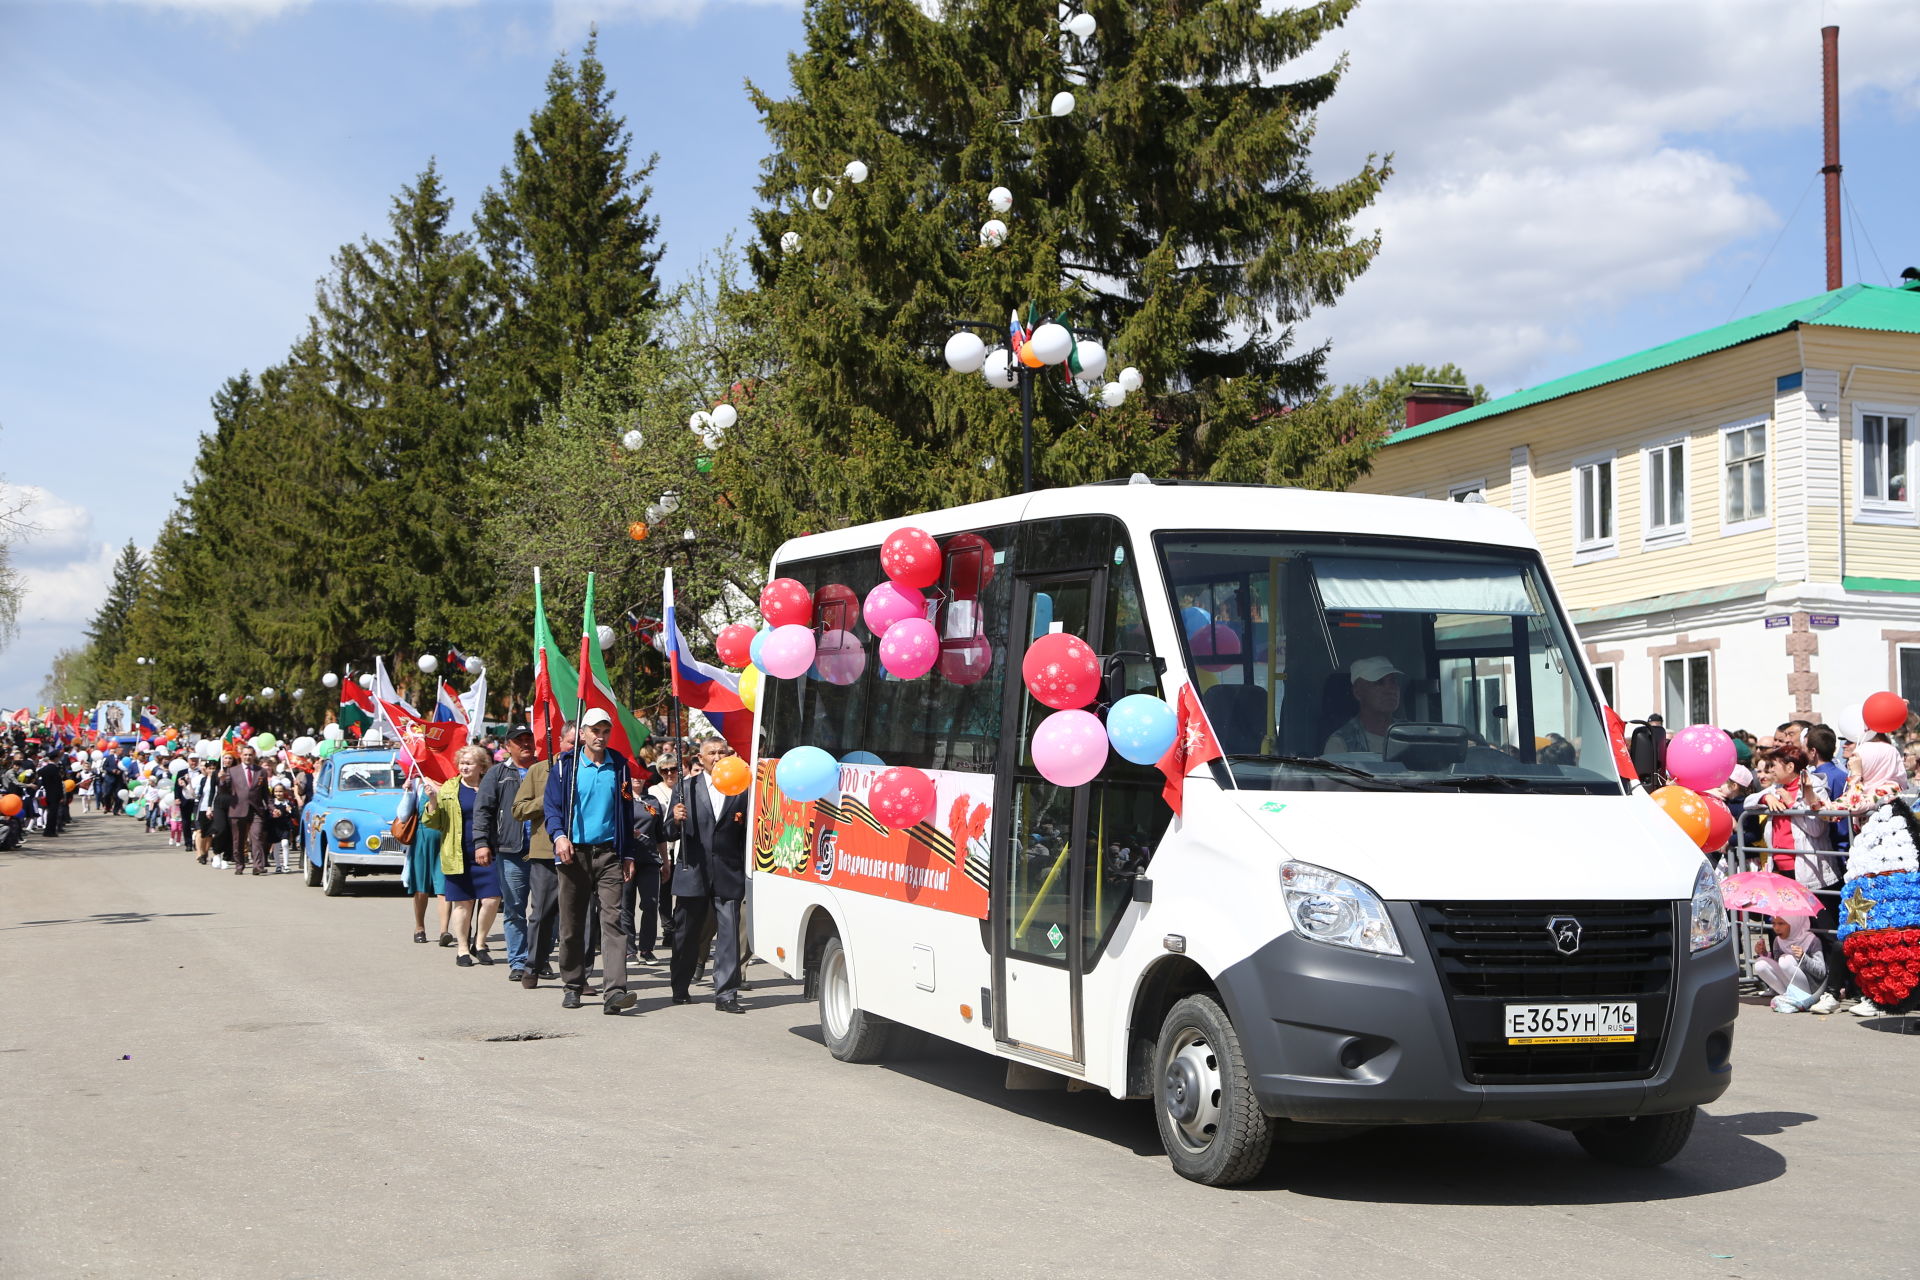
[1504,1002,1637,1045]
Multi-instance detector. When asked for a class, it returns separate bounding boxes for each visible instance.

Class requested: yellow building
[1351,279,1920,731]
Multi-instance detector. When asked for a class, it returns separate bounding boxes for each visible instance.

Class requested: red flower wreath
[1842,928,1920,1010]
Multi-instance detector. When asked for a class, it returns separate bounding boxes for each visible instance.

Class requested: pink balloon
[1665,724,1735,792]
[863,581,923,636]
[870,766,935,829]
[813,629,866,686]
[939,634,993,685]
[878,617,939,679]
[759,624,817,680]
[880,526,943,589]
[1031,708,1109,787]
[1192,622,1242,673]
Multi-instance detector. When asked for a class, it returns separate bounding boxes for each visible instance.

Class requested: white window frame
[1719,416,1770,536]
[1662,653,1712,728]
[1448,478,1488,504]
[1591,662,1618,709]
[1571,450,1617,563]
[1640,436,1689,548]
[1852,401,1918,526]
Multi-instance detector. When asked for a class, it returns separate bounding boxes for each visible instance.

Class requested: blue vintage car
[303,749,409,895]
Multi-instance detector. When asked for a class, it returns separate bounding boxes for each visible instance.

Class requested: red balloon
[1192,623,1242,673]
[880,526,943,589]
[715,623,756,669]
[760,578,813,628]
[1022,632,1101,710]
[869,766,935,829]
[939,634,993,686]
[814,583,860,633]
[1700,793,1733,854]
[1863,691,1909,734]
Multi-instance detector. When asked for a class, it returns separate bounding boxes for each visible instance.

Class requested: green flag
[533,567,581,720]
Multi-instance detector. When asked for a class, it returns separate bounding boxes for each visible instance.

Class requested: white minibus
[746,479,1737,1185]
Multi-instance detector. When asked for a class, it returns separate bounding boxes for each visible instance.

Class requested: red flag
[400,720,467,786]
[1155,684,1223,816]
[577,633,640,767]
[1602,706,1638,783]
[531,646,565,762]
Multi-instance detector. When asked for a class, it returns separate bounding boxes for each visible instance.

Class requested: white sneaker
[1809,992,1841,1014]
[1851,999,1881,1017]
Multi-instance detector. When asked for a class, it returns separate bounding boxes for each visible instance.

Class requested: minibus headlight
[332,818,357,845]
[1689,858,1730,953]
[1280,860,1402,957]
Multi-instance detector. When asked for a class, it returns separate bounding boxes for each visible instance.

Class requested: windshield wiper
[1223,754,1421,789]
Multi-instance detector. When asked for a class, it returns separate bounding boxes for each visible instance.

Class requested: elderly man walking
[542,709,638,1014]
[474,723,538,983]
[667,735,751,1013]
[223,744,271,875]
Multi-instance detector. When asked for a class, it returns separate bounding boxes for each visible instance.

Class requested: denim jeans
[497,853,532,971]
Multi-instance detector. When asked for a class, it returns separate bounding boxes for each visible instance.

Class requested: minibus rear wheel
[818,934,893,1063]
[1572,1106,1696,1167]
[1153,994,1274,1186]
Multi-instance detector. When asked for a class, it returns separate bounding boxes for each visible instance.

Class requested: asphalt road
[3,814,1916,1280]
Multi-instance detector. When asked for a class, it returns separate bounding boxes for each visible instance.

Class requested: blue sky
[2,0,1918,710]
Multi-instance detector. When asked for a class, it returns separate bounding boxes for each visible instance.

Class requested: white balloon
[362,729,385,748]
[710,403,739,432]
[1101,382,1128,408]
[596,624,618,650]
[698,428,725,451]
[417,654,439,674]
[260,686,276,700]
[322,724,345,741]
[988,185,1013,213]
[1065,11,1096,37]
[218,693,229,704]
[688,410,712,434]
[291,736,318,757]
[1118,365,1144,392]
[780,231,801,254]
[322,672,339,688]
[291,688,305,701]
[982,348,1018,390]
[621,428,645,451]
[358,673,375,690]
[1071,339,1108,382]
[644,503,665,524]
[811,185,835,210]
[980,219,1008,248]
[945,331,987,374]
[464,656,484,676]
[843,160,869,184]
[1029,322,1073,365]
[1050,91,1077,117]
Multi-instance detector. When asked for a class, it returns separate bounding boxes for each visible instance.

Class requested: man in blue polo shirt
[542,707,637,1014]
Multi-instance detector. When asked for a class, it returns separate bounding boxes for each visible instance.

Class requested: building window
[1662,654,1711,728]
[1573,453,1615,560]
[1855,404,1916,525]
[1900,645,1920,710]
[1720,418,1768,533]
[1592,663,1617,708]
[1642,439,1687,544]
[1449,479,1487,504]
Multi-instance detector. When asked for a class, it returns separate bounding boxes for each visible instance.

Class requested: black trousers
[525,858,559,972]
[670,895,743,1000]
[619,863,662,955]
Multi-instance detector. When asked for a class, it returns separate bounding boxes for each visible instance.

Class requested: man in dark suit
[667,736,750,1012]
[222,744,271,875]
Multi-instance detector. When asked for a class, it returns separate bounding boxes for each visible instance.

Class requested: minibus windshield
[1157,533,1624,795]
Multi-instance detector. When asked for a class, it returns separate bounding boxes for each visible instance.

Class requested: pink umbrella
[1719,871,1823,918]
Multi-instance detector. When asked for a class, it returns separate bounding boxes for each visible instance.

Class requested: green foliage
[739,0,1389,543]
[40,645,95,706]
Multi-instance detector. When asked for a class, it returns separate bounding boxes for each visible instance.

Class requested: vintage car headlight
[1689,858,1730,953]
[365,834,382,851]
[331,818,357,845]
[1280,860,1403,957]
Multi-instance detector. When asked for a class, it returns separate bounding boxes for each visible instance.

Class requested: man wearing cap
[473,723,538,983]
[1323,657,1404,756]
[542,708,638,1014]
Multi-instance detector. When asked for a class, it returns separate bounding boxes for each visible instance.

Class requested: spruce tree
[743,0,1387,538]
[475,32,666,425]
[85,541,148,673]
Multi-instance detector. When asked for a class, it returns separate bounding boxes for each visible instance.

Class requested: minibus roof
[772,480,1538,564]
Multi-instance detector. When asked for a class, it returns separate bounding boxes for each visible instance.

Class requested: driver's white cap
[1350,656,1403,684]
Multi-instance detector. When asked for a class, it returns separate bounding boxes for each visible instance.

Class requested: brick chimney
[1403,383,1476,431]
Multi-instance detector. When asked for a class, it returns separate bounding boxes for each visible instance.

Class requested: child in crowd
[1754,915,1826,1012]
[268,781,298,873]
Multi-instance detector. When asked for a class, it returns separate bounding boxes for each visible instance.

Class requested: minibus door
[992,570,1106,1066]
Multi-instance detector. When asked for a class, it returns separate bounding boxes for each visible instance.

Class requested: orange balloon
[1652,784,1712,849]
[0,794,21,817]
[628,521,650,542]
[64,780,77,793]
[1017,339,1045,369]
[709,755,751,796]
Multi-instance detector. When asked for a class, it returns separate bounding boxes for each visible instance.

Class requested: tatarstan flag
[339,675,375,735]
[578,573,646,767]
[532,566,581,723]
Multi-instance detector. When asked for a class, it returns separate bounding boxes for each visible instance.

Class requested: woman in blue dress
[422,745,503,968]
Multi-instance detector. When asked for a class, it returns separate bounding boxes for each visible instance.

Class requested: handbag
[391,811,420,845]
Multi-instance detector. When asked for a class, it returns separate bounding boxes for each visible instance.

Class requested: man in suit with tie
[223,744,271,875]
[667,735,750,1012]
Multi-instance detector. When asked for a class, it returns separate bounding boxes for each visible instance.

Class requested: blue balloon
[1181,606,1211,636]
[840,750,886,767]
[776,746,840,802]
[1106,694,1179,765]
[749,627,773,670]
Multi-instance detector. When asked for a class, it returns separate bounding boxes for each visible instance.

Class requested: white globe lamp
[710,403,739,432]
[982,348,1017,390]
[945,331,987,374]
[417,654,439,675]
[1029,323,1073,365]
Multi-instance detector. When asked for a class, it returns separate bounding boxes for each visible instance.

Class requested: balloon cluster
[944,307,1141,408]
[643,488,682,527]
[688,402,738,451]
[1019,633,1178,789]
[1648,724,1739,853]
[1830,691,1911,741]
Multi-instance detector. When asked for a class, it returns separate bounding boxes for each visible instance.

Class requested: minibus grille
[1415,900,1677,1084]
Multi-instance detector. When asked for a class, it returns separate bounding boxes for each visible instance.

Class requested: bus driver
[1322,656,1403,756]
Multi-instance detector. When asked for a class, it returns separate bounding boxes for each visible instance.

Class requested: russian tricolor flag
[664,568,753,760]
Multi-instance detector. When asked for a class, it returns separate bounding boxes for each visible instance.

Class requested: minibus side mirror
[1382,723,1468,771]
[1102,650,1164,705]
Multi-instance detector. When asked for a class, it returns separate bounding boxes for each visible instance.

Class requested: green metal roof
[1387,283,1920,446]
[1569,578,1775,628]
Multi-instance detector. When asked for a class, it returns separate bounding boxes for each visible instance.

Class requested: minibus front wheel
[1571,1106,1697,1168]
[1153,994,1274,1186]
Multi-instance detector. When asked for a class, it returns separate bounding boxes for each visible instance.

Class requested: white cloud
[0,485,119,707]
[1295,0,1920,391]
